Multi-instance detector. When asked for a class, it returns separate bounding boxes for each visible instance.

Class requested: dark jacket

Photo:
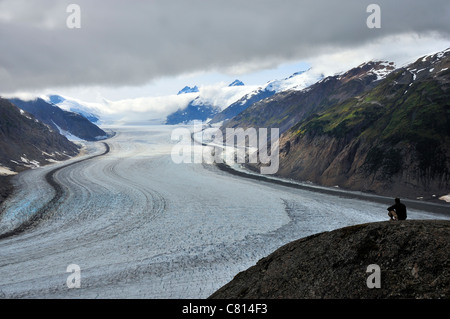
[387,202,407,220]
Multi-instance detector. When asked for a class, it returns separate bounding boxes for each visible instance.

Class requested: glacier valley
[0,126,447,298]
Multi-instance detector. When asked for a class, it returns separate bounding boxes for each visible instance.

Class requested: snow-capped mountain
[271,49,450,198]
[405,47,450,83]
[208,87,275,124]
[263,68,324,93]
[9,98,109,141]
[177,86,200,95]
[224,47,450,197]
[228,79,245,87]
[223,60,398,135]
[165,80,255,124]
[165,97,221,125]
[210,68,324,124]
[333,60,396,82]
[47,94,101,124]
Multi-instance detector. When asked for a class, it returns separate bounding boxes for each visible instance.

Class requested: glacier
[0,125,447,298]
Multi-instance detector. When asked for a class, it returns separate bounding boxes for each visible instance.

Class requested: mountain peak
[406,47,450,81]
[177,85,199,95]
[45,94,100,124]
[287,70,308,79]
[48,94,65,104]
[264,68,322,93]
[337,60,396,83]
[228,79,244,87]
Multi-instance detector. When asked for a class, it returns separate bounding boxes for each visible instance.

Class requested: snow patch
[18,108,33,120]
[370,61,396,80]
[0,166,17,176]
[19,156,40,168]
[263,68,323,93]
[51,121,84,141]
[408,70,417,81]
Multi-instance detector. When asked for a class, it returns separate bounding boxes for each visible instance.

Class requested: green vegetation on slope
[291,69,449,180]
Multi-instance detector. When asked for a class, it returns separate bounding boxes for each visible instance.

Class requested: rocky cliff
[209,220,450,299]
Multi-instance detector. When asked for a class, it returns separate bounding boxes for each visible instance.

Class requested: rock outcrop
[209,220,450,299]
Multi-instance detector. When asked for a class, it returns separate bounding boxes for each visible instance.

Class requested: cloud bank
[0,0,449,93]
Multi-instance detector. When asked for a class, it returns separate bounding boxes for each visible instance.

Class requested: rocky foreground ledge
[209,220,449,299]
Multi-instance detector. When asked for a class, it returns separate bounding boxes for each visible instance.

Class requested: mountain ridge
[272,48,450,198]
[165,96,221,125]
[222,61,394,135]
[228,79,244,87]
[166,81,254,124]
[48,94,101,124]
[0,98,80,177]
[177,85,199,95]
[223,48,449,199]
[210,69,322,124]
[9,98,109,141]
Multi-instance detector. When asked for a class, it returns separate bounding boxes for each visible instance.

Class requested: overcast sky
[0,0,449,105]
